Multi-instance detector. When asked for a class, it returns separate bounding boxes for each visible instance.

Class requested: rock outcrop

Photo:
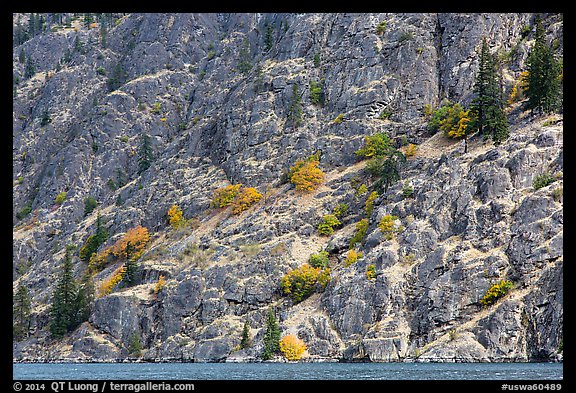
[13,12,563,363]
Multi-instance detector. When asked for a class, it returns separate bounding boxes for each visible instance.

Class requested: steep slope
[13,12,563,362]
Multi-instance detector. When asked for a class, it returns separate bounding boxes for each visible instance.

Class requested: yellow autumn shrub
[405,143,417,157]
[344,249,362,267]
[154,275,166,295]
[98,265,126,297]
[279,335,307,361]
[378,214,403,240]
[231,187,262,215]
[210,184,242,208]
[167,204,185,228]
[289,158,324,192]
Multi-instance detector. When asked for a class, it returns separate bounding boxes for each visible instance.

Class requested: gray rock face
[13,13,562,363]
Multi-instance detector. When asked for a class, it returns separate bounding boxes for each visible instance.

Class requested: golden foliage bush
[366,264,376,280]
[317,214,341,236]
[231,187,262,215]
[98,265,126,297]
[210,184,242,208]
[344,249,362,267]
[279,335,307,361]
[289,158,324,192]
[167,204,185,228]
[154,275,166,295]
[405,143,418,157]
[480,280,514,307]
[378,214,403,240]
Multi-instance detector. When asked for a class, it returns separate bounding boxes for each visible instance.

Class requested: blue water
[13,362,562,380]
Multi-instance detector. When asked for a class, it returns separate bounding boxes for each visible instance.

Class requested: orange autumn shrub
[89,225,150,272]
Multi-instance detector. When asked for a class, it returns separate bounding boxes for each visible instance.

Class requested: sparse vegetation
[366,264,376,280]
[309,250,329,268]
[480,279,514,307]
[349,218,369,249]
[317,214,342,236]
[332,113,344,124]
[344,249,362,267]
[376,21,387,35]
[378,214,403,240]
[54,191,67,205]
[533,173,556,190]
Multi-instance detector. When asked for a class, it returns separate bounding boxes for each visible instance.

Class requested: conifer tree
[74,271,95,327]
[49,246,78,337]
[286,83,303,128]
[238,38,252,75]
[469,38,509,145]
[262,308,281,360]
[240,320,252,349]
[123,241,140,287]
[108,62,127,92]
[13,285,32,340]
[24,56,35,79]
[138,132,154,174]
[525,15,562,114]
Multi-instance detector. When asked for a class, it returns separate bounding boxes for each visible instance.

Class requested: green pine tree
[469,38,509,145]
[79,213,108,263]
[74,271,95,327]
[128,331,143,357]
[238,38,252,74]
[108,62,127,92]
[123,242,140,287]
[24,56,35,79]
[264,23,274,52]
[366,150,406,193]
[262,308,281,360]
[286,83,303,128]
[240,320,252,349]
[13,285,32,341]
[49,246,78,337]
[40,109,52,126]
[525,15,562,114]
[19,48,26,64]
[137,132,154,174]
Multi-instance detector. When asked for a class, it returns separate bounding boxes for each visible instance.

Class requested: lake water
[13,362,563,381]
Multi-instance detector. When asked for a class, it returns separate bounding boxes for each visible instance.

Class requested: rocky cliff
[13,12,563,363]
